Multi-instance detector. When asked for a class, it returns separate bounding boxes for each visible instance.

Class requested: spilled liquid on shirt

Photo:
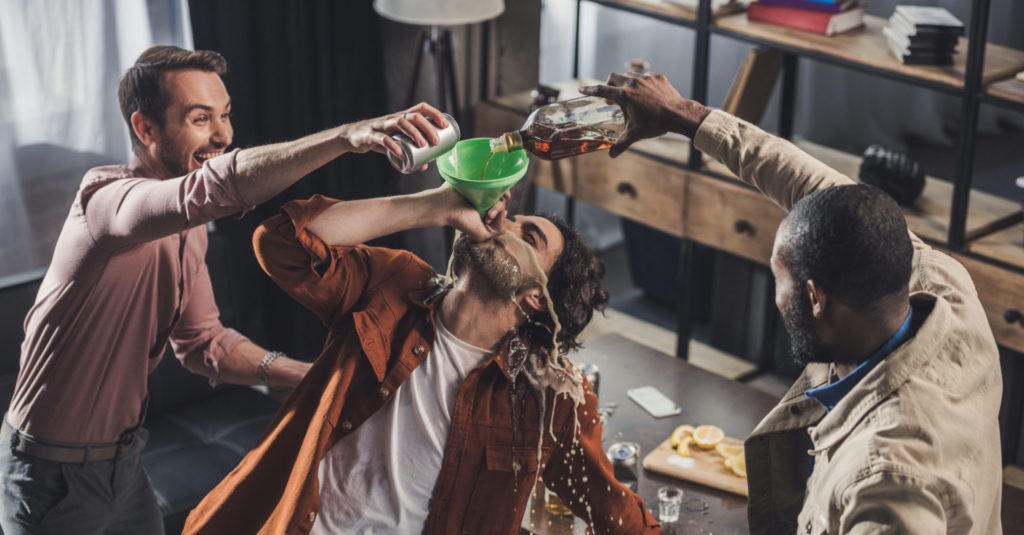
[497,231,598,528]
[444,229,608,530]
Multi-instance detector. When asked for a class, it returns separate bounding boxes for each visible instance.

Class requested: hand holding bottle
[580,72,711,157]
[490,96,625,160]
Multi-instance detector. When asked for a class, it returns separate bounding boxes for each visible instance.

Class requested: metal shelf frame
[568,0,1009,358]
[981,91,1024,114]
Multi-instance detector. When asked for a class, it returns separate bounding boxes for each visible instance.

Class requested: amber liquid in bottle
[491,96,624,161]
[519,123,616,161]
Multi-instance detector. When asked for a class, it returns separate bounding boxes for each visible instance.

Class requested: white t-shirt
[310,319,492,535]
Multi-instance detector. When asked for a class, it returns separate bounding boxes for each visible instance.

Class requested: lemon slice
[715,443,744,459]
[670,425,695,448]
[725,454,746,477]
[692,425,724,449]
[675,435,693,457]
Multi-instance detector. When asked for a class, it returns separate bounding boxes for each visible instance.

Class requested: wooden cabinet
[955,253,1024,353]
[682,171,781,265]
[475,90,1024,354]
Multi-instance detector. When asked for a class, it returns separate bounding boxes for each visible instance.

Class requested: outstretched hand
[580,72,710,158]
[337,102,449,170]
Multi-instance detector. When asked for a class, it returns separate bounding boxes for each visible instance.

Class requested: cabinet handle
[1005,309,1022,324]
[734,220,754,235]
[616,182,637,198]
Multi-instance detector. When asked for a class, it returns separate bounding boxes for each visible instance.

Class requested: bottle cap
[489,136,508,153]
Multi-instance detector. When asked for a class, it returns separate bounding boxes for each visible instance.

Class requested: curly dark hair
[519,214,609,354]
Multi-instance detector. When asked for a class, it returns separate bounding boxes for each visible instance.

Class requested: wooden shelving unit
[713,14,1024,91]
[582,0,697,25]
[985,76,1024,112]
[479,86,1024,357]
[570,0,1024,254]
[544,0,1024,361]
[479,89,1024,358]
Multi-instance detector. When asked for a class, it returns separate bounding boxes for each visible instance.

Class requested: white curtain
[0,0,192,281]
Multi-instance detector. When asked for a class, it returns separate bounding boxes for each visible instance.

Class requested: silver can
[607,441,640,491]
[579,363,600,398]
[387,113,460,174]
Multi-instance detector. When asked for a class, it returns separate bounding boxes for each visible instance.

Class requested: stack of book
[746,0,864,37]
[883,5,964,65]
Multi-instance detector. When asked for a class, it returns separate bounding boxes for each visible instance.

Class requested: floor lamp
[373,0,504,124]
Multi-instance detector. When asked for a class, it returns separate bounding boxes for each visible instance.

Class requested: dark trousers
[0,430,164,535]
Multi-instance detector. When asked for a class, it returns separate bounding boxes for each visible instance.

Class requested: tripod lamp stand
[373,0,504,123]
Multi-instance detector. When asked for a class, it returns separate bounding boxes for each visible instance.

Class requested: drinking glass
[657,486,684,523]
[544,487,573,516]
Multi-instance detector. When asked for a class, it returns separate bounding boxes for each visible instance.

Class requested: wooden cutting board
[642,436,749,497]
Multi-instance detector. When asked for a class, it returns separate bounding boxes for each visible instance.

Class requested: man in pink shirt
[0,45,447,535]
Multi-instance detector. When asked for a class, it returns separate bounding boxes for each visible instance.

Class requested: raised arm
[231,102,447,206]
[84,103,448,246]
[580,72,854,211]
[304,185,510,246]
[253,187,509,324]
[692,111,855,211]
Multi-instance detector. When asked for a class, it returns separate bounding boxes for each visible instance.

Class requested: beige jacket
[694,111,1003,535]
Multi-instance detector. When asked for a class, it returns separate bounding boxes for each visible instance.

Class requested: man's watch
[257,351,283,387]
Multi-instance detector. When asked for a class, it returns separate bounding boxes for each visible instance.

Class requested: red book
[747,1,865,36]
[758,0,856,14]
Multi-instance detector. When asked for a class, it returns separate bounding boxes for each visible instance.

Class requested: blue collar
[805,306,916,412]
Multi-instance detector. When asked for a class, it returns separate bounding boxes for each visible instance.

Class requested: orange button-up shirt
[183,195,660,535]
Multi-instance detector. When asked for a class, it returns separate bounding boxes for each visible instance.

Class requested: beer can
[387,113,460,174]
[579,363,600,398]
[607,441,640,491]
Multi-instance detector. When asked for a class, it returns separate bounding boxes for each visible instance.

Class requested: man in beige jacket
[583,73,1003,534]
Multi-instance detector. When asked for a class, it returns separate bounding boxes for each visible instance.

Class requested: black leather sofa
[140,347,280,533]
[0,247,282,534]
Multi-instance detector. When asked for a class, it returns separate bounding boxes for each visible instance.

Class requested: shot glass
[543,487,573,516]
[657,486,684,523]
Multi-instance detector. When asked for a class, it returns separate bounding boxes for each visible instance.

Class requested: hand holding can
[388,113,460,173]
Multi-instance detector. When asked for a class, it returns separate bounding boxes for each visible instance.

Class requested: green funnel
[437,138,529,217]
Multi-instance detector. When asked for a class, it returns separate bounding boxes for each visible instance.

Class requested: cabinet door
[571,151,685,237]
[953,253,1024,354]
[683,173,782,266]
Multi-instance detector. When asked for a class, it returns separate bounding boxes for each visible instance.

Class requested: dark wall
[188,0,400,359]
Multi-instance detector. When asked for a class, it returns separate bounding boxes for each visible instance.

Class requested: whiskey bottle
[489,96,625,161]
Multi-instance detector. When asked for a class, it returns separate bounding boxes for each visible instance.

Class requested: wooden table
[520,334,780,535]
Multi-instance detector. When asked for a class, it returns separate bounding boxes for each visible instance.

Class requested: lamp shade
[373,0,504,26]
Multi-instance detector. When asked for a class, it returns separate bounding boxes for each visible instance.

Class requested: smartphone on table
[627,385,682,418]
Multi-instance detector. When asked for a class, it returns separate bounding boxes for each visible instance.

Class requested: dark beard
[452,235,537,299]
[782,291,831,367]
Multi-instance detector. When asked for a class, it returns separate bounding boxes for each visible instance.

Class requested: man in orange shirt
[184,187,662,532]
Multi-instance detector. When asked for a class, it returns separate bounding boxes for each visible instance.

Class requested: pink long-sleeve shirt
[7,150,252,444]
